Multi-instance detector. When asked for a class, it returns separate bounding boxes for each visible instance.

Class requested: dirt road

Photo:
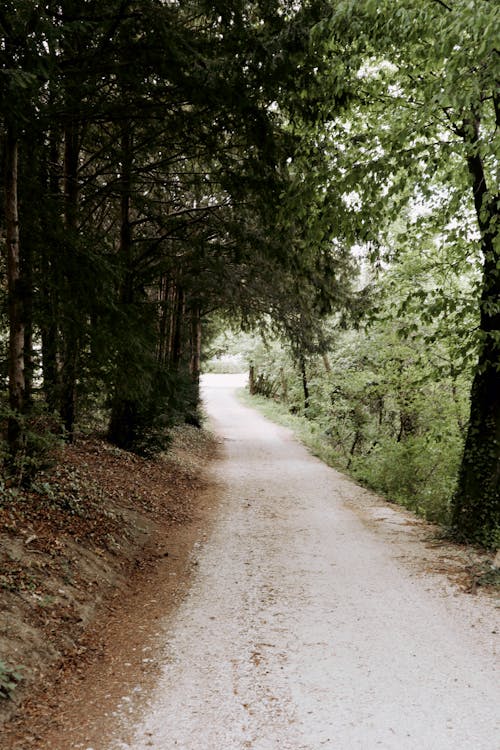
[100,373,498,750]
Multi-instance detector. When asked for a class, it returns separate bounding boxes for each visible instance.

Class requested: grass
[238,388,454,523]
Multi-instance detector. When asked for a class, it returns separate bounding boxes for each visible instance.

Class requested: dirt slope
[0,425,219,747]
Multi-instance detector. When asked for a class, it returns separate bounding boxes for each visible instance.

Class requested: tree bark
[279,367,288,402]
[157,274,169,366]
[189,305,202,384]
[59,117,80,439]
[4,129,25,454]
[171,285,185,368]
[299,355,310,414]
[452,114,500,544]
[107,125,138,449]
[40,123,62,413]
[249,363,256,395]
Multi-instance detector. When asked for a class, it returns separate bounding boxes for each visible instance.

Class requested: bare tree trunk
[249,363,256,395]
[167,278,177,362]
[4,129,25,455]
[41,123,62,413]
[157,274,168,366]
[107,125,138,449]
[171,285,185,368]
[21,182,34,409]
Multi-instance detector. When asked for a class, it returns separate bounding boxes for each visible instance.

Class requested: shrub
[0,660,23,700]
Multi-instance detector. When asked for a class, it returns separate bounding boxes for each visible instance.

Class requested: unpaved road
[101,373,499,750]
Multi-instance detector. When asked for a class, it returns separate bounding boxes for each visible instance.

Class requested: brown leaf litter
[0,425,220,748]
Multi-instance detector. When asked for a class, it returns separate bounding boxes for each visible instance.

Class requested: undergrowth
[238,388,455,527]
[0,661,23,700]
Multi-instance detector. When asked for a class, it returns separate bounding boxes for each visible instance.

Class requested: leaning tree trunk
[4,129,25,457]
[451,113,500,545]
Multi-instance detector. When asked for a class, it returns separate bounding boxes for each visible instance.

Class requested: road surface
[112,373,499,750]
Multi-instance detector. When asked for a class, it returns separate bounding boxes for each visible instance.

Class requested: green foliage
[107,365,202,457]
[0,660,23,700]
[0,402,61,487]
[351,435,462,525]
[325,0,500,543]
[1,0,349,473]
[243,229,475,526]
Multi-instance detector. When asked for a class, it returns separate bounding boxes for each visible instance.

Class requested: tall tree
[0,2,47,459]
[323,0,499,544]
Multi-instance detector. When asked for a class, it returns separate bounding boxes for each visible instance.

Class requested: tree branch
[430,0,453,11]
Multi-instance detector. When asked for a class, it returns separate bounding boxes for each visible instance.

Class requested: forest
[0,0,498,546]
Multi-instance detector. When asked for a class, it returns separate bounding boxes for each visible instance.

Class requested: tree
[322,0,499,544]
[0,2,49,460]
[4,127,23,452]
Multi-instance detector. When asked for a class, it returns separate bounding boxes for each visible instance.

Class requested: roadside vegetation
[219,217,479,533]
[208,0,500,549]
[233,325,467,529]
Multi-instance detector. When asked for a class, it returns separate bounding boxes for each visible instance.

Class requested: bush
[242,327,470,530]
[0,402,61,487]
[107,367,201,457]
[350,434,461,524]
[0,660,23,700]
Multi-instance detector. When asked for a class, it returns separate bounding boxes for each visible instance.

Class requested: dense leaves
[322,0,500,545]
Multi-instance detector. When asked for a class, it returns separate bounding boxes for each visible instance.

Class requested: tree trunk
[41,124,62,413]
[21,261,33,411]
[249,363,256,395]
[189,305,202,384]
[41,320,60,413]
[171,285,185,368]
[279,367,288,402]
[4,129,25,455]
[452,114,500,544]
[107,126,138,449]
[299,355,310,414]
[157,274,169,366]
[60,118,80,439]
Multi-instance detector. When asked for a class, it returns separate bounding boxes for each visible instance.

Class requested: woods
[0,0,499,546]
[0,1,343,452]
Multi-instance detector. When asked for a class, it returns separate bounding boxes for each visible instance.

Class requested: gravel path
[113,374,499,750]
